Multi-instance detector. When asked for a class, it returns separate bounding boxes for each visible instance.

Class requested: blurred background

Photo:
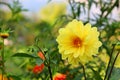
[0,0,120,80]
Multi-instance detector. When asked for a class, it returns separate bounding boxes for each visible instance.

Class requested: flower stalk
[1,39,5,80]
[81,64,87,80]
[107,51,120,80]
[68,0,76,19]
[0,32,9,80]
[48,64,53,80]
[43,50,53,80]
[47,51,53,80]
[104,44,116,80]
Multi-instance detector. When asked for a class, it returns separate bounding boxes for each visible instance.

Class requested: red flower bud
[38,52,45,60]
[32,63,44,74]
[53,73,66,80]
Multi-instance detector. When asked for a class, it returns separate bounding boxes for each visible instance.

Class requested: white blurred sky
[19,0,47,12]
[0,0,120,21]
[19,0,67,12]
[1,0,67,12]
[18,0,120,21]
[19,0,52,12]
[17,0,68,19]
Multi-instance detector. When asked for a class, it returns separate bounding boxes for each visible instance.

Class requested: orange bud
[32,63,44,74]
[0,33,9,39]
[38,52,45,60]
[53,73,66,80]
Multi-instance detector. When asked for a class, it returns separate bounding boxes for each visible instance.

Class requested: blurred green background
[0,0,120,80]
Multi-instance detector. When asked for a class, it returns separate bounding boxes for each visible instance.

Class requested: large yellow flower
[56,19,102,65]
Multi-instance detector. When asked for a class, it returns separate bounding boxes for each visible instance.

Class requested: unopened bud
[0,33,9,39]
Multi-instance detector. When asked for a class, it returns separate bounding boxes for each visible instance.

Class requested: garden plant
[0,0,120,80]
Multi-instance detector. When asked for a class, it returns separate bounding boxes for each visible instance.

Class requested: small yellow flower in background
[114,42,120,68]
[115,42,120,51]
[56,19,102,65]
[98,43,120,68]
[98,49,109,66]
[39,2,66,25]
[115,55,120,68]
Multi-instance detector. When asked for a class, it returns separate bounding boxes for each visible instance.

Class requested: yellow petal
[73,47,85,58]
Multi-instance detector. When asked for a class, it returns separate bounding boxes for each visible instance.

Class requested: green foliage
[0,0,120,80]
[12,53,38,58]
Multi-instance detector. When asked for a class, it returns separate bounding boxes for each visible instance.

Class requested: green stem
[1,39,5,80]
[107,51,120,80]
[48,64,53,80]
[104,44,116,80]
[88,3,90,21]
[68,0,76,19]
[88,9,90,21]
[83,66,87,80]
[104,0,118,18]
[47,52,53,80]
[81,64,87,80]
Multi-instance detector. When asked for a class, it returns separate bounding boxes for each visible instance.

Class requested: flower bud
[38,52,45,60]
[53,73,66,80]
[0,33,9,39]
[32,63,44,74]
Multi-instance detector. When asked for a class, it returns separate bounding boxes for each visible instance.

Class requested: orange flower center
[73,37,82,47]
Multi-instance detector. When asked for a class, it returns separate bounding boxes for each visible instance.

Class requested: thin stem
[48,64,53,80]
[107,52,120,80]
[88,2,90,21]
[88,9,90,21]
[104,0,118,18]
[47,52,53,80]
[36,45,53,80]
[68,0,76,19]
[1,39,5,80]
[81,64,87,80]
[104,44,116,80]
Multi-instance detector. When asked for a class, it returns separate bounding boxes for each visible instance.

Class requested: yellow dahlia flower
[56,19,102,65]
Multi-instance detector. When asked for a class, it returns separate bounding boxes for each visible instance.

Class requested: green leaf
[51,60,57,64]
[74,74,83,80]
[36,58,44,65]
[12,53,37,58]
[110,68,120,80]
